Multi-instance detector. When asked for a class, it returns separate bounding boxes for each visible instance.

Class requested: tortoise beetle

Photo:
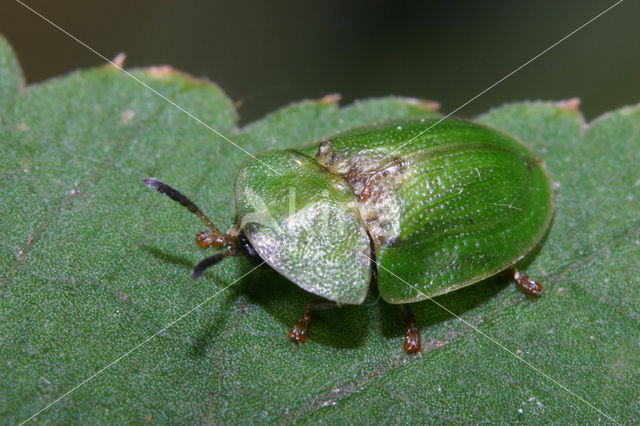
[144,117,552,353]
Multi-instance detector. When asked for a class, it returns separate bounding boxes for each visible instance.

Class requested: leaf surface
[1,36,638,423]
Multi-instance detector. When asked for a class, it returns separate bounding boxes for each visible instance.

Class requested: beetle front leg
[399,304,421,354]
[511,268,543,297]
[288,299,338,344]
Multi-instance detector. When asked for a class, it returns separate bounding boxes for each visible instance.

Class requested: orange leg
[400,304,421,354]
[288,300,337,344]
[511,268,543,297]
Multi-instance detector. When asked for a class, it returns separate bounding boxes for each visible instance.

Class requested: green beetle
[144,117,552,353]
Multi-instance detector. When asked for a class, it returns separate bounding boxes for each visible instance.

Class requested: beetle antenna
[143,177,224,239]
[192,253,228,279]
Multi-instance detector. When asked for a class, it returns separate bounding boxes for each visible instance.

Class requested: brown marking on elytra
[346,158,406,201]
[314,141,409,247]
[359,182,374,202]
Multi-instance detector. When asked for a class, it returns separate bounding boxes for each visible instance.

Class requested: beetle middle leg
[510,268,543,297]
[288,299,338,344]
[399,304,421,354]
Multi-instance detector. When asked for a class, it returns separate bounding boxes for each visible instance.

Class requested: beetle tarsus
[288,299,338,345]
[289,300,314,344]
[196,231,216,248]
[512,268,543,297]
[196,230,232,250]
[404,322,421,354]
[400,304,421,354]
[288,313,311,344]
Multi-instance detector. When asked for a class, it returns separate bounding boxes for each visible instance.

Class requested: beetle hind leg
[511,268,543,297]
[288,299,337,344]
[400,304,421,354]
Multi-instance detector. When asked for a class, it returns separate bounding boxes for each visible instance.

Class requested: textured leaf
[0,36,22,114]
[1,34,638,423]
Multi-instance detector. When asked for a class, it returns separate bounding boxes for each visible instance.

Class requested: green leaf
[1,32,638,423]
[0,35,23,114]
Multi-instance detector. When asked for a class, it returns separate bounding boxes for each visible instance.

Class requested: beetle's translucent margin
[380,121,556,304]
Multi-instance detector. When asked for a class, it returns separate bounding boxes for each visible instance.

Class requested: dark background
[1,0,638,124]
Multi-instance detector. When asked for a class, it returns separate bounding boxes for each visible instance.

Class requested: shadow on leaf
[245,268,368,349]
[142,245,194,270]
[379,276,509,341]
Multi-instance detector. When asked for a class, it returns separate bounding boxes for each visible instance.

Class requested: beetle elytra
[144,117,552,353]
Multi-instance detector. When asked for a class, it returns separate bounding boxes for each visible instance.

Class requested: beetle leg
[288,299,337,344]
[511,268,543,297]
[399,304,421,354]
[196,231,217,248]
